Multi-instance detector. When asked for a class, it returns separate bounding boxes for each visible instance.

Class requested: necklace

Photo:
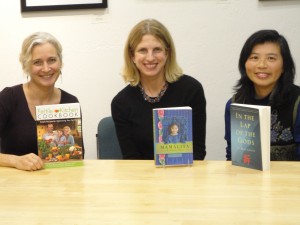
[139,83,168,103]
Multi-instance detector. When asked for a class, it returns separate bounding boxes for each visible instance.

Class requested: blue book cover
[153,107,193,167]
[230,103,270,171]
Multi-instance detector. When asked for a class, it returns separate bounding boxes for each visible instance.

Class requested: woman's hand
[14,153,44,171]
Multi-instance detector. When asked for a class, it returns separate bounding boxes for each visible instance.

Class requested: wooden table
[1,160,300,225]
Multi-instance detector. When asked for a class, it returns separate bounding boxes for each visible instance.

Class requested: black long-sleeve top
[0,84,79,156]
[111,75,206,160]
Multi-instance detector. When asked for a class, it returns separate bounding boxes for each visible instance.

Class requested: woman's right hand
[14,153,44,171]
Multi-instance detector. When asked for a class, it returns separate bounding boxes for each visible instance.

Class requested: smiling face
[63,126,71,135]
[132,34,168,81]
[170,124,179,135]
[57,130,63,137]
[28,43,61,88]
[47,124,54,133]
[245,42,283,97]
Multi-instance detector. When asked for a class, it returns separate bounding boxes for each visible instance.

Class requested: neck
[254,85,275,99]
[140,77,166,97]
[25,82,57,105]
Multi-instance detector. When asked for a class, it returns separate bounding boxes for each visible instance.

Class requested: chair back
[97,116,122,159]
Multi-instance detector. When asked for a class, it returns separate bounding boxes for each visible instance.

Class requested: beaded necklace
[139,83,168,103]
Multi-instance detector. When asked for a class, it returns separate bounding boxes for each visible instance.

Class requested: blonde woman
[0,32,80,171]
[111,19,206,160]
[63,126,75,145]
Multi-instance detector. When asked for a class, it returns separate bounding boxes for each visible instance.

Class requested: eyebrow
[32,56,58,60]
[250,52,279,56]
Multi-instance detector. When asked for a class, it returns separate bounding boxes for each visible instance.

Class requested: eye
[32,60,42,66]
[248,55,259,61]
[267,56,276,61]
[137,48,147,54]
[48,57,57,64]
[153,48,163,53]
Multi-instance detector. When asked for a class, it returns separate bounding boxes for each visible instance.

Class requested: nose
[42,62,51,72]
[257,58,267,68]
[145,51,155,60]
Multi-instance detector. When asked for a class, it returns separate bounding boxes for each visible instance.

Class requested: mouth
[255,72,270,79]
[144,63,158,69]
[40,74,54,79]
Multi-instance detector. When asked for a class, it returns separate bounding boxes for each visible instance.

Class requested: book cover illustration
[230,103,270,171]
[36,103,84,168]
[153,107,193,167]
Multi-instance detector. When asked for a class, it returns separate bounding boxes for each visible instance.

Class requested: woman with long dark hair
[225,30,300,161]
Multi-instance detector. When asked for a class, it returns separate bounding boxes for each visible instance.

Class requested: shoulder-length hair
[123,19,183,86]
[19,32,63,74]
[234,29,295,106]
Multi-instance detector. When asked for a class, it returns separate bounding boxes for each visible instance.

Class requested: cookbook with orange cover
[35,103,84,168]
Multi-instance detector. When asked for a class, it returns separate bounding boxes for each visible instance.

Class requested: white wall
[1,0,300,160]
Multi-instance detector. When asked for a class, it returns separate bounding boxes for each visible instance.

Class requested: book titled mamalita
[153,107,193,167]
[36,103,83,168]
[230,103,270,171]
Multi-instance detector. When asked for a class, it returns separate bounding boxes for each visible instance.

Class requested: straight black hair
[234,30,295,107]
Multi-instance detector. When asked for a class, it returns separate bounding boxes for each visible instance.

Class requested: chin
[40,82,56,87]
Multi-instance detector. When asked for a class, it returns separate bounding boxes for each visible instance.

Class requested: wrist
[0,153,18,168]
[9,155,19,168]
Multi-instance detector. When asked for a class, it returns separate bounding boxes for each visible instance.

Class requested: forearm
[0,153,18,168]
[225,141,232,160]
[116,132,140,159]
[112,102,140,159]
[192,105,206,160]
[113,122,141,159]
[192,119,206,160]
[193,143,206,160]
[192,83,206,160]
[225,99,232,160]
